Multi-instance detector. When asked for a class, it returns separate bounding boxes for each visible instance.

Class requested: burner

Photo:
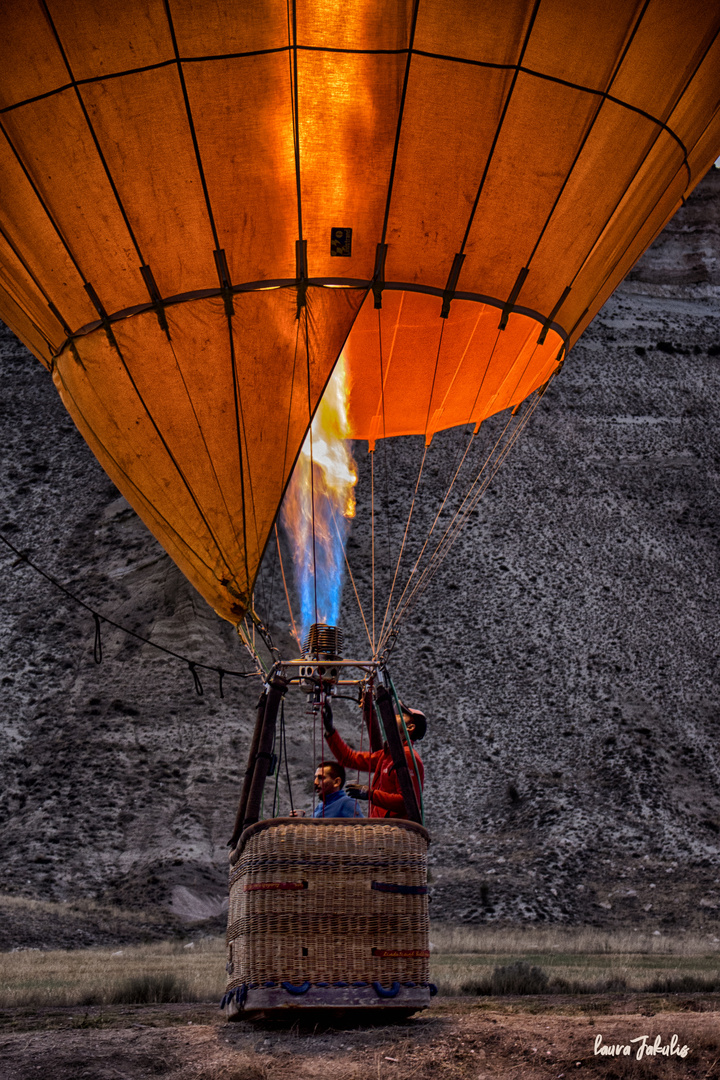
[303,623,344,660]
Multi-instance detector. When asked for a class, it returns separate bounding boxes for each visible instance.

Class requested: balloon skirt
[223,817,431,1017]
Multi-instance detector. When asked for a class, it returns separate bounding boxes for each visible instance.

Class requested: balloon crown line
[0,530,257,696]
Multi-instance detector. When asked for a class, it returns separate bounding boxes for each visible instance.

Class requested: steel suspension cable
[275,522,300,650]
[378,406,518,649]
[375,319,446,652]
[330,505,373,653]
[384,331,559,643]
[371,446,376,652]
[390,383,551,637]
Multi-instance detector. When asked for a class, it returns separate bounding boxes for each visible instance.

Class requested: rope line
[0,530,256,686]
[275,522,300,650]
[382,327,558,647]
[375,442,427,657]
[371,447,375,652]
[166,332,246,563]
[52,363,222,580]
[375,315,446,652]
[379,409,518,649]
[395,403,537,627]
[388,382,551,641]
[330,505,373,653]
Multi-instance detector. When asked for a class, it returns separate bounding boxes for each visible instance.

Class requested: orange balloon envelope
[0,0,719,621]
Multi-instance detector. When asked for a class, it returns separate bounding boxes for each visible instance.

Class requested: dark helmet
[401,704,427,741]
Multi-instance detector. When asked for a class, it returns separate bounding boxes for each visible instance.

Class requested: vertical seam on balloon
[373,290,405,423]
[287,0,304,253]
[523,0,653,272]
[422,320,446,441]
[37,0,146,266]
[101,331,243,592]
[565,21,720,303]
[435,307,486,422]
[164,330,247,568]
[0,119,87,284]
[224,311,252,603]
[683,101,720,190]
[52,360,219,576]
[303,304,318,632]
[0,248,59,351]
[457,0,543,256]
[378,0,422,246]
[281,319,302,488]
[466,326,503,426]
[569,169,686,346]
[0,279,56,360]
[376,306,393,641]
[162,0,222,252]
[0,221,69,338]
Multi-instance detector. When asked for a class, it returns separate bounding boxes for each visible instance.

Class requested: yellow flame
[307,354,356,517]
[280,355,357,639]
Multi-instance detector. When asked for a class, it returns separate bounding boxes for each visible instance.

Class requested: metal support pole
[241,677,287,831]
[228,689,267,850]
[364,686,383,752]
[374,684,422,823]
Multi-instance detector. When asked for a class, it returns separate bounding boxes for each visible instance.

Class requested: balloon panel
[344,291,562,444]
[52,287,365,622]
[184,54,298,286]
[0,0,719,623]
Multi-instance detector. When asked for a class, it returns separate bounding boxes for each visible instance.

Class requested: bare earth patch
[0,998,718,1080]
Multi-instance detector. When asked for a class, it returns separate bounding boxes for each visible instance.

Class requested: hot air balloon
[1,0,719,1019]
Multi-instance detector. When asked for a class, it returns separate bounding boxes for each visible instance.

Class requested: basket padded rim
[230,817,430,863]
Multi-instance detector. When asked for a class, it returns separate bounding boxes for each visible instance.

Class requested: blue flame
[279,359,357,648]
[291,463,352,645]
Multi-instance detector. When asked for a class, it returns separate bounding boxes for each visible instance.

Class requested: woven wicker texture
[226,819,429,992]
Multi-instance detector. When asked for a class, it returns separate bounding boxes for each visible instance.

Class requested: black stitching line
[523,0,653,269]
[459,0,542,254]
[161,0,221,251]
[38,0,145,265]
[379,0,421,246]
[0,118,88,283]
[52,360,221,578]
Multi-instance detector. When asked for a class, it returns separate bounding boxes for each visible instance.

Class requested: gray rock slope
[0,172,718,938]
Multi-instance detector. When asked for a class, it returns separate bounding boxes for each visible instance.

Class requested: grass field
[429,925,720,995]
[1,923,718,1008]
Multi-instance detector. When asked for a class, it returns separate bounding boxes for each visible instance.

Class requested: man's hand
[322,701,334,735]
[346,783,369,801]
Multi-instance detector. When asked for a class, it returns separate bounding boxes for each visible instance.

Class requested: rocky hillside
[0,171,719,945]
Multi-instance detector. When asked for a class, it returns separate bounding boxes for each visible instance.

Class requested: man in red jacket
[322,700,425,819]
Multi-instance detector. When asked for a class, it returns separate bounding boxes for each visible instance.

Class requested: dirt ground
[0,996,718,1080]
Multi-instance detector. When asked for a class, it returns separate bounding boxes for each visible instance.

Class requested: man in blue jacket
[313,761,364,818]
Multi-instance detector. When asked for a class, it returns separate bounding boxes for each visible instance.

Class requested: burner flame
[280,355,357,646]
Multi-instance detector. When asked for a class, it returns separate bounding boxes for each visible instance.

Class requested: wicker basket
[222,817,432,1016]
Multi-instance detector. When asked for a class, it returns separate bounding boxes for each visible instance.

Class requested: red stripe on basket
[244,881,307,892]
[372,949,431,958]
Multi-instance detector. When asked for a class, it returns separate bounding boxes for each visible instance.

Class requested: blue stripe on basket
[371,881,428,895]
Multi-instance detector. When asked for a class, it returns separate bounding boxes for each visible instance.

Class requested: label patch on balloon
[331,228,352,256]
